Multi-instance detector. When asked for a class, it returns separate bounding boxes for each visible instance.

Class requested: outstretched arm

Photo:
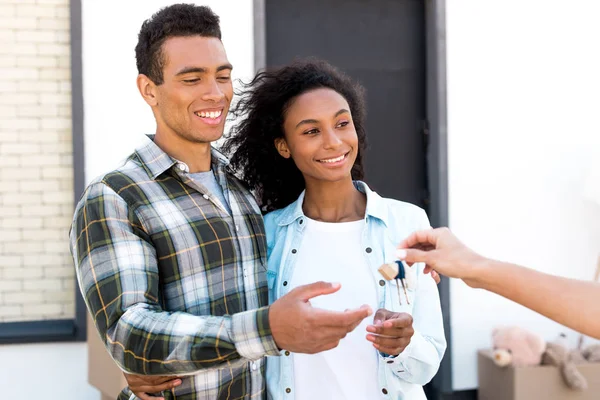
[397,228,600,340]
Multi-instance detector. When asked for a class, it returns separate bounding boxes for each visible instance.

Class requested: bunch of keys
[378,260,410,305]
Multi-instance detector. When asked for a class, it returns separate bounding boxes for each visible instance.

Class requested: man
[70,5,371,400]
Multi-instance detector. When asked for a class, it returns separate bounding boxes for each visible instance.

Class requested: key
[378,261,410,305]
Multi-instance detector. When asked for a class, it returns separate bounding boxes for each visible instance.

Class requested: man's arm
[397,227,600,340]
[71,182,279,375]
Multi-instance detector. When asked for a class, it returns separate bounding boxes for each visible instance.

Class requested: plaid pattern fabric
[70,136,279,400]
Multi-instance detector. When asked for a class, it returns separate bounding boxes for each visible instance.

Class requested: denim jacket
[263,181,446,400]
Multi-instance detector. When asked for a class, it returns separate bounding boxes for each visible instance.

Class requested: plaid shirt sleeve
[70,181,278,375]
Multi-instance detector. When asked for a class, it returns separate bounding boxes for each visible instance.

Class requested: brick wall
[0,0,75,322]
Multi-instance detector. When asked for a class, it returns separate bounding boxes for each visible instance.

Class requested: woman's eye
[183,79,200,83]
[304,128,319,135]
[217,76,231,82]
[337,121,349,128]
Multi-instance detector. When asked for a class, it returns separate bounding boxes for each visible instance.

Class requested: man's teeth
[319,154,346,163]
[195,110,222,119]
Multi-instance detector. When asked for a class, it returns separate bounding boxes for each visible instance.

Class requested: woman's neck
[302,178,366,223]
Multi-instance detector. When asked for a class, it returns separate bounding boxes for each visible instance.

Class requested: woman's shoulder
[263,202,298,247]
[376,195,430,229]
[263,207,287,231]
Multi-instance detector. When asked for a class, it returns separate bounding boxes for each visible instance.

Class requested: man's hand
[269,281,372,354]
[365,309,414,356]
[396,227,486,287]
[123,373,182,400]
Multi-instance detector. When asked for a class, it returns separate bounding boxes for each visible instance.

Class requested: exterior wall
[0,0,75,322]
[446,0,600,390]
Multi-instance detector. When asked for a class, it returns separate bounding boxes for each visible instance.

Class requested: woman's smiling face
[276,88,359,185]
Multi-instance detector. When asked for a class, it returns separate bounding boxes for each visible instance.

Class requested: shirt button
[382,388,388,395]
[284,351,290,356]
[283,281,288,286]
[251,362,257,371]
[379,280,385,286]
[365,247,372,253]
[299,219,303,225]
[178,163,186,171]
[286,388,291,394]
[387,360,394,364]
[203,194,209,200]
[291,249,297,254]
[236,225,240,231]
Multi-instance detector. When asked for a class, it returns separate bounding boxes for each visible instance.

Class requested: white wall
[0,342,99,399]
[81,0,255,183]
[446,0,600,390]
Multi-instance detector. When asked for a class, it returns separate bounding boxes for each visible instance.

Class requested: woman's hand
[365,309,414,356]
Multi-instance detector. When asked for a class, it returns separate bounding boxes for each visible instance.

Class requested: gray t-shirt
[188,170,231,214]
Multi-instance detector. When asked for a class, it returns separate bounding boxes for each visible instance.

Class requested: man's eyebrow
[217,64,233,72]
[175,64,233,76]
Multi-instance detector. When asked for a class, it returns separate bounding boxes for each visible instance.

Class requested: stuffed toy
[491,328,596,391]
[541,333,587,390]
[582,343,600,362]
[491,326,546,367]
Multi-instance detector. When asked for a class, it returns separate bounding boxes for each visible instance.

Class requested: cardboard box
[87,314,127,399]
[478,349,600,400]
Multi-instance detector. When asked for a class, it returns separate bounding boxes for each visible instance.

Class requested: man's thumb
[295,281,341,302]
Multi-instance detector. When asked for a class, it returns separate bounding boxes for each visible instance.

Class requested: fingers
[367,334,411,356]
[382,313,412,329]
[366,332,412,348]
[129,378,182,399]
[135,393,163,400]
[431,270,441,284]
[365,312,414,356]
[396,229,439,251]
[347,306,371,331]
[372,308,392,325]
[125,374,179,386]
[396,248,433,265]
[366,318,412,336]
[313,304,372,329]
[292,281,341,302]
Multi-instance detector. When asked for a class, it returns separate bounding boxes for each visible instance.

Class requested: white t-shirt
[288,217,379,400]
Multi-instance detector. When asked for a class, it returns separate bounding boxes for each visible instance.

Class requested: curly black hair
[223,59,367,213]
[135,4,221,85]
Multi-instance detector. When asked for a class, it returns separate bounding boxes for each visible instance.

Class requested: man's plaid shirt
[70,137,279,400]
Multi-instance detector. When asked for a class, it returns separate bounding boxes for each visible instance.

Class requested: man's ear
[137,74,158,107]
[274,137,291,159]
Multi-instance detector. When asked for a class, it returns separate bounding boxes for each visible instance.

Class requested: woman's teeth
[319,154,346,163]
[195,110,222,119]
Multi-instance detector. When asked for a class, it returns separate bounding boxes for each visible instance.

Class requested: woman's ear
[274,138,291,159]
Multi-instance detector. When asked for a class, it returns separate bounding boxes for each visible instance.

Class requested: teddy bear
[491,326,547,367]
[491,328,598,391]
[540,333,588,390]
[582,343,600,362]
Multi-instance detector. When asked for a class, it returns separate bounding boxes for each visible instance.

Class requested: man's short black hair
[135,4,222,85]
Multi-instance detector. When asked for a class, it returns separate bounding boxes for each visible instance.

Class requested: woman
[126,59,446,399]
[227,59,445,399]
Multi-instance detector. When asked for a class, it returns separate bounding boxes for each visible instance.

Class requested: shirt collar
[277,181,390,227]
[135,134,230,179]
